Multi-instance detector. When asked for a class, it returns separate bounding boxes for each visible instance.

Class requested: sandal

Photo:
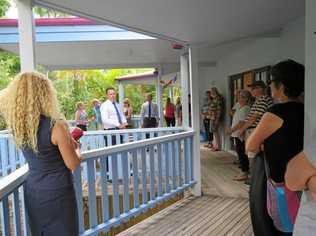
[210,147,219,152]
[204,143,213,148]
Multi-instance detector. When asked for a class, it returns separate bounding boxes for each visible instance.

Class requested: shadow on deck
[118,146,254,235]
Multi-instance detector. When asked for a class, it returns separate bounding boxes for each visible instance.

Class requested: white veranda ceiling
[35,0,305,45]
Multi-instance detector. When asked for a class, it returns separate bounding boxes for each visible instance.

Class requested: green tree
[50,68,155,120]
[0,0,10,17]
[33,6,69,18]
[0,50,20,90]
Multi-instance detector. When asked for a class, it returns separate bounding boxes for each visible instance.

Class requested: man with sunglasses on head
[239,81,273,141]
[237,80,274,235]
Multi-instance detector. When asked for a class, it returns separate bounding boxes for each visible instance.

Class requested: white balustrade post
[16,0,36,72]
[118,82,124,108]
[157,66,163,127]
[180,53,190,128]
[188,46,201,196]
[305,0,316,143]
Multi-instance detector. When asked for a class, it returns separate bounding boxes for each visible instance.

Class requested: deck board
[118,146,254,236]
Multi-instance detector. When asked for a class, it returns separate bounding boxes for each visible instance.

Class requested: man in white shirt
[100,87,127,145]
[140,93,159,128]
[100,87,128,130]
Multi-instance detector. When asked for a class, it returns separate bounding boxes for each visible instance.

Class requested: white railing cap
[0,165,29,199]
[81,130,194,160]
[0,127,188,137]
[83,127,185,135]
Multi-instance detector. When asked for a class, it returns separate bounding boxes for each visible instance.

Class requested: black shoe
[244,178,250,185]
[233,160,240,165]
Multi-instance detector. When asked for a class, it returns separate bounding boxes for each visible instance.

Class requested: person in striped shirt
[238,80,273,185]
[239,81,274,139]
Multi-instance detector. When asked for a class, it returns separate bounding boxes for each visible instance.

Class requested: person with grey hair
[227,90,252,180]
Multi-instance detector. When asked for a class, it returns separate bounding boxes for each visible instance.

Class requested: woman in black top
[246,60,305,236]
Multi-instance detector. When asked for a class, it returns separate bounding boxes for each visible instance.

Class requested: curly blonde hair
[0,71,64,152]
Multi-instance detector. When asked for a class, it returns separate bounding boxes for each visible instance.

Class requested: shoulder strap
[262,151,271,179]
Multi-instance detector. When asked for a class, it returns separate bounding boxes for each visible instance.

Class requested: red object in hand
[71,127,84,141]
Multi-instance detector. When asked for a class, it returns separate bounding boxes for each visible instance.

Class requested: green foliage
[0,115,6,130]
[0,49,179,128]
[0,51,20,90]
[50,68,155,120]
[33,6,69,18]
[0,0,10,17]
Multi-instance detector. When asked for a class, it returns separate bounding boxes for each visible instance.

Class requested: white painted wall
[198,16,305,150]
[304,0,316,142]
[280,17,305,64]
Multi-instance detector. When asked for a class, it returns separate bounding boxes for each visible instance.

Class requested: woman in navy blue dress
[0,72,81,235]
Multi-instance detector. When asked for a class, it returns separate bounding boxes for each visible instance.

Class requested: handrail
[0,165,29,199]
[81,131,195,160]
[0,127,186,137]
[0,129,196,235]
[0,130,10,134]
[83,127,185,135]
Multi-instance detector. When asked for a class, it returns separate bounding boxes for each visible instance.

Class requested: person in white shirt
[100,87,127,146]
[226,90,251,181]
[140,93,159,128]
[100,87,128,130]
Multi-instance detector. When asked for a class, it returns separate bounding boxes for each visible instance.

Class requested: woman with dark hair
[164,97,176,127]
[246,60,305,235]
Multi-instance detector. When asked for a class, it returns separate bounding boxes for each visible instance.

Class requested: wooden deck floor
[118,146,253,236]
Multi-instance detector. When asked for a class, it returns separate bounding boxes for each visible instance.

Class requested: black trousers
[165,117,176,127]
[104,128,123,146]
[249,153,282,236]
[234,138,249,172]
[203,118,213,143]
[143,117,157,139]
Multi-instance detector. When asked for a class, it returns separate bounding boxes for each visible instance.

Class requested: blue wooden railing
[0,128,195,235]
[0,134,26,177]
[68,115,142,129]
[74,130,195,235]
[0,165,30,236]
[0,127,183,178]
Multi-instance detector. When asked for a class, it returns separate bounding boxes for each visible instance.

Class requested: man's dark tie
[148,102,151,118]
[113,102,122,124]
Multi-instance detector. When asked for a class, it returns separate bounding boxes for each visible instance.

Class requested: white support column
[16,0,36,71]
[118,82,124,108]
[180,53,190,128]
[157,67,163,127]
[188,46,201,196]
[167,88,172,100]
[305,0,316,143]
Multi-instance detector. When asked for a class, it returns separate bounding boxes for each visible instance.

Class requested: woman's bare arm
[285,151,316,191]
[246,112,283,154]
[51,120,81,171]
